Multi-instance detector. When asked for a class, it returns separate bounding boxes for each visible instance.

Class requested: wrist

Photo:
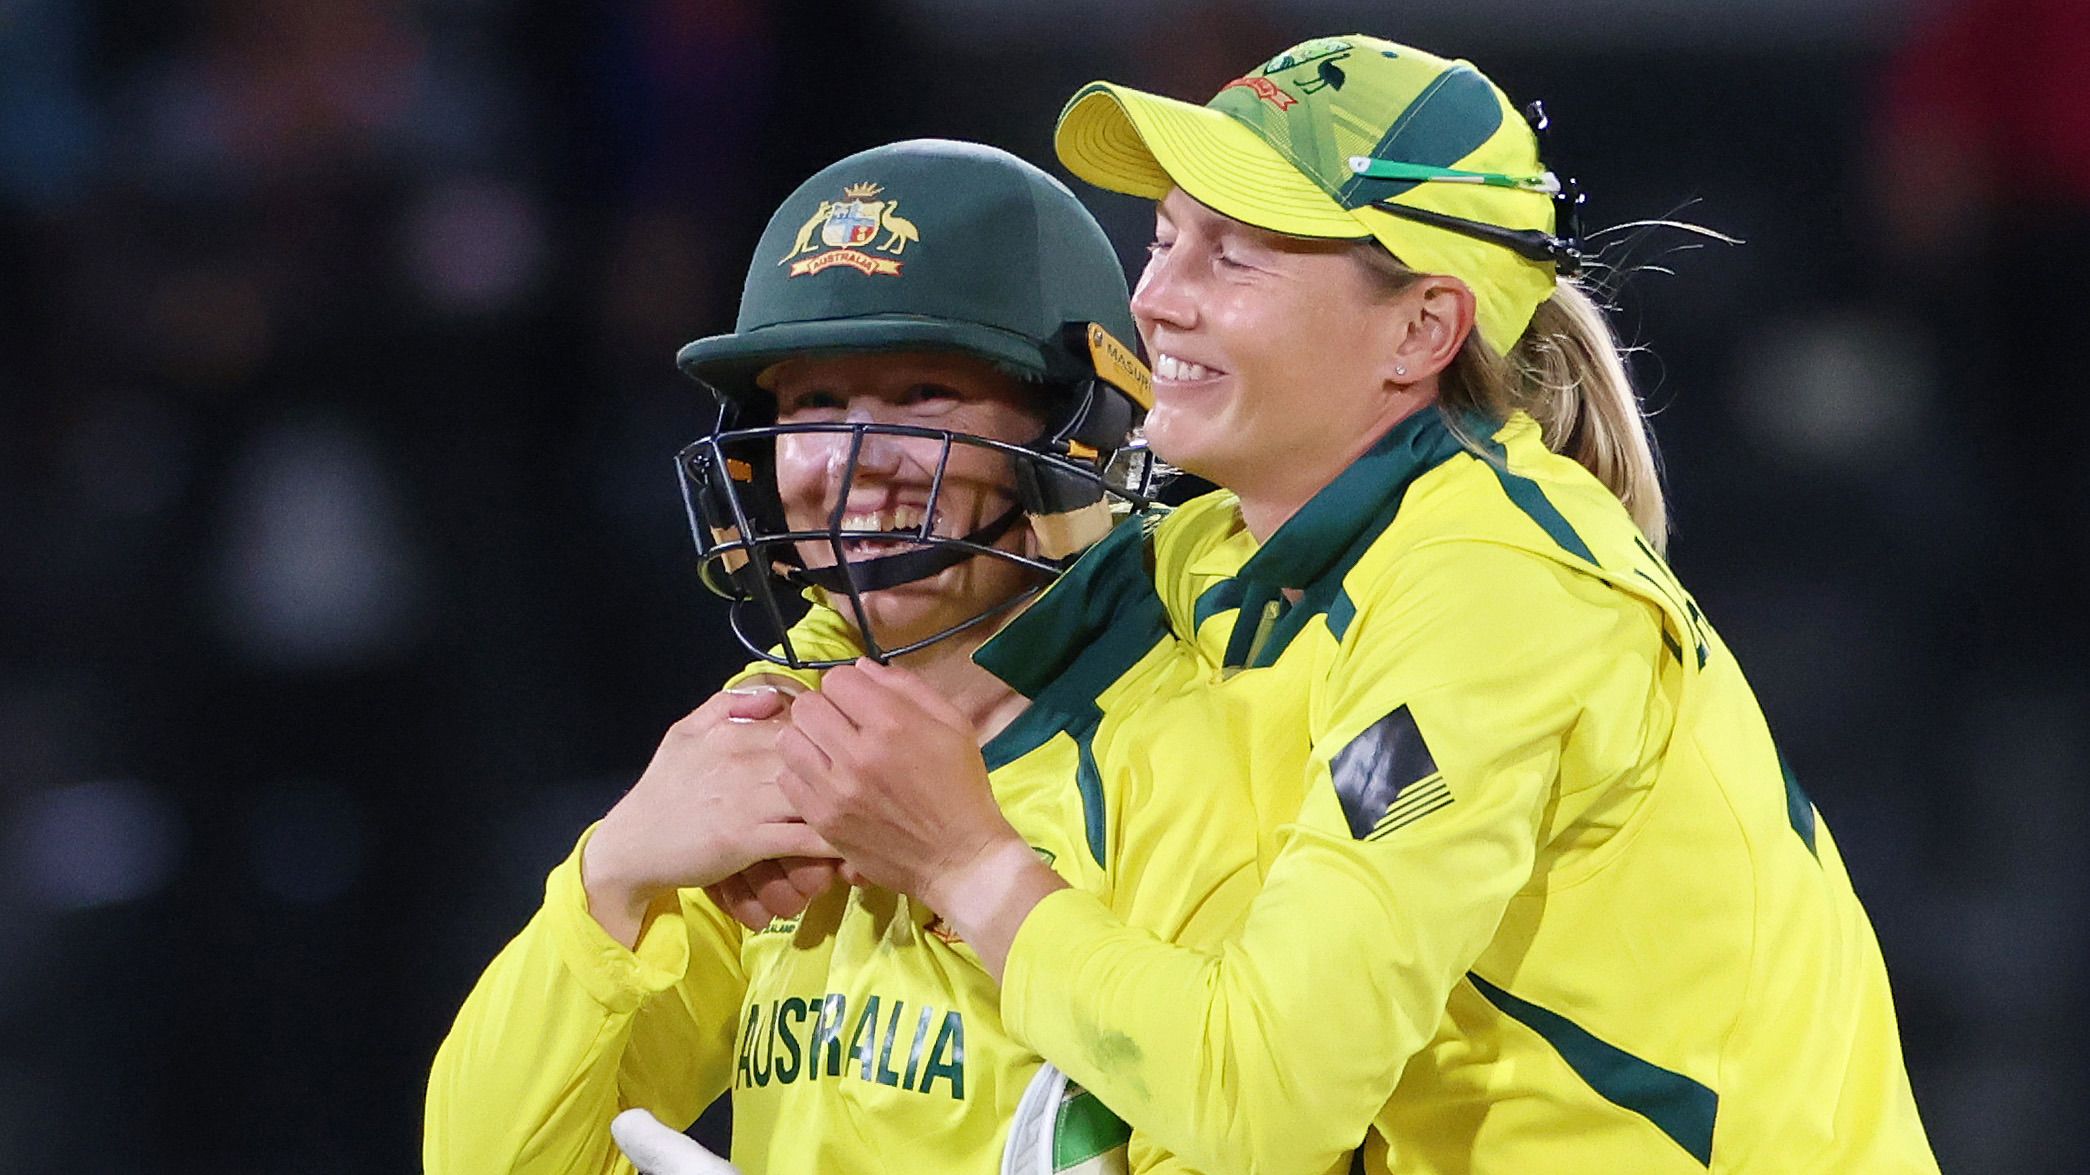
[921,833,1021,914]
[581,827,661,941]
[925,836,1068,980]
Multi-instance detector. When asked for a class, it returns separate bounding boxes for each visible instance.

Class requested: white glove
[611,1108,742,1175]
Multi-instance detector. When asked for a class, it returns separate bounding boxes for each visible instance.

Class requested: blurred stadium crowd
[1,0,2084,1170]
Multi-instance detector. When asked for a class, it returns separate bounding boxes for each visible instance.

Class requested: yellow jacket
[424,517,1268,1174]
[992,410,1937,1174]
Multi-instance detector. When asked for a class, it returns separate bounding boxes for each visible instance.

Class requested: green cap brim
[677,316,1052,400]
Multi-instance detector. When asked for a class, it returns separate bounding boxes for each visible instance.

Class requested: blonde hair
[1356,246,1668,552]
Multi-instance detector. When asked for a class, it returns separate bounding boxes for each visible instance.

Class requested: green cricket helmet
[675,139,1155,668]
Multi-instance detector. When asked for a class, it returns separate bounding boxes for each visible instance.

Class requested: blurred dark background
[3,0,2084,1170]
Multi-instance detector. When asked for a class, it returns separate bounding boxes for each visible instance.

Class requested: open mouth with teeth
[833,503,933,558]
[1152,352,1224,383]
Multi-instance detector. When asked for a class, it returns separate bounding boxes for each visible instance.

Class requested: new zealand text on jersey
[736,993,967,1100]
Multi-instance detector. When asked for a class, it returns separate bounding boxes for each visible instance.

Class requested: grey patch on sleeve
[1330,704,1441,839]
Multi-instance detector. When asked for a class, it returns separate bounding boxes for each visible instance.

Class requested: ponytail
[1453,281,1668,552]
[1354,245,1668,552]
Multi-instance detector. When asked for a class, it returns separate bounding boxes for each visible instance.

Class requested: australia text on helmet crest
[779,181,921,278]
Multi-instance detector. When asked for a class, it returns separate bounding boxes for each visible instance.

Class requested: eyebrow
[1260,230,1358,257]
[1159,195,1350,256]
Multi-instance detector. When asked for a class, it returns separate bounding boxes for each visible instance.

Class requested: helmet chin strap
[788,503,1028,593]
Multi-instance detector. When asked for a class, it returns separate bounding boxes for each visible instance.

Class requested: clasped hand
[775,658,1022,914]
[584,661,1023,946]
[582,685,840,946]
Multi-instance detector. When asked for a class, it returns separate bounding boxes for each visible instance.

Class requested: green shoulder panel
[977,519,1172,867]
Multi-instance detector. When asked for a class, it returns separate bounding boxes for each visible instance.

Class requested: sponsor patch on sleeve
[1330,704,1453,839]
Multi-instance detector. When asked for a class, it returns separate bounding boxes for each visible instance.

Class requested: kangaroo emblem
[778,182,918,277]
[782,201,833,265]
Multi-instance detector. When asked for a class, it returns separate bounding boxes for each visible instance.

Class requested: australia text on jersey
[736,993,967,1099]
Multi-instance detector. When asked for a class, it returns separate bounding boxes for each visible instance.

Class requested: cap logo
[1219,75,1297,110]
[1219,39,1356,111]
[1256,38,1351,93]
[779,181,919,278]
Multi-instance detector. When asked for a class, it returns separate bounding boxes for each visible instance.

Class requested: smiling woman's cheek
[772,439,833,520]
[777,437,899,572]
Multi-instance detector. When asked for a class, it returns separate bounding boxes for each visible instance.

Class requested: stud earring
[1395,364,1408,377]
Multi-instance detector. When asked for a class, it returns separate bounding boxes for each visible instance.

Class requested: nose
[771,400,907,519]
[1131,244,1197,338]
[790,399,902,516]
[834,410,905,497]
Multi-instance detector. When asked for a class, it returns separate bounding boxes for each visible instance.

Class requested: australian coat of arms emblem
[780,182,920,277]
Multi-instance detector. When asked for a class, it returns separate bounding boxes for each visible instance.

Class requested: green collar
[977,406,1473,691]
[1207,408,1472,669]
[975,516,1161,704]
[972,518,1169,867]
[1237,407,1468,590]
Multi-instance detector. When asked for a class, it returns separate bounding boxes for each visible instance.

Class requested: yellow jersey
[993,410,1938,1174]
[424,519,1269,1174]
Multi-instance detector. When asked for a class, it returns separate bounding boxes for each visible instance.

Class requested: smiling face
[763,350,1047,653]
[1133,189,1464,536]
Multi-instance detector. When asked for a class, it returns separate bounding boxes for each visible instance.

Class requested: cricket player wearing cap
[775,36,1941,1174]
[425,139,1272,1175]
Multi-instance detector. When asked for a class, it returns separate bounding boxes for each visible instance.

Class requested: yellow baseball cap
[1056,35,1569,352]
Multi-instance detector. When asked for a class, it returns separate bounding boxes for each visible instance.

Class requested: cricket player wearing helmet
[426,139,1272,1174]
[773,37,1941,1174]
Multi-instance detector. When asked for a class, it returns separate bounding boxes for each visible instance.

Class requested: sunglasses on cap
[1346,102,1587,275]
